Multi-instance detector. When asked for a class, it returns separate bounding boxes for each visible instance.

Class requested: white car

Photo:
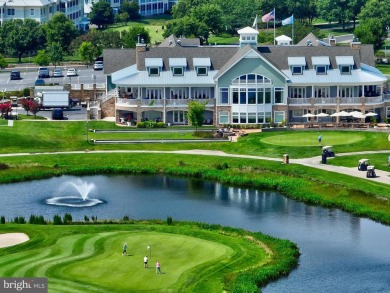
[93,61,103,70]
[66,68,78,77]
[52,69,63,77]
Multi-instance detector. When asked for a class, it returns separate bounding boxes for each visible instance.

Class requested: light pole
[147,245,151,260]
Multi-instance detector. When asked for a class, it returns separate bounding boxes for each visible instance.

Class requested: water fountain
[46,179,104,207]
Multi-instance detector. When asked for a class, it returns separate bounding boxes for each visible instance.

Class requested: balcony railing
[339,97,361,104]
[365,96,383,104]
[288,98,311,105]
[141,99,164,106]
[384,93,390,101]
[116,98,138,106]
[314,97,337,104]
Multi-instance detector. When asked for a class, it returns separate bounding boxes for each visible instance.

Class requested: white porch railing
[288,98,311,105]
[314,97,337,104]
[116,98,138,106]
[384,93,390,101]
[140,99,164,106]
[339,97,361,104]
[366,96,383,104]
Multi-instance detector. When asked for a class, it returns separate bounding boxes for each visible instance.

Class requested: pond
[1,174,390,292]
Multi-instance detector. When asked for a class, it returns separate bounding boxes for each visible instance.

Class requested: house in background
[102,27,388,126]
[0,0,86,30]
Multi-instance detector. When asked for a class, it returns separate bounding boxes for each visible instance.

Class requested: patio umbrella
[330,112,342,117]
[302,113,316,117]
[352,113,366,119]
[339,111,352,117]
[365,112,378,117]
[316,113,329,117]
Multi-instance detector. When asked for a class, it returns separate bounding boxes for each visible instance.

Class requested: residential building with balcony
[103,27,388,126]
[0,0,86,29]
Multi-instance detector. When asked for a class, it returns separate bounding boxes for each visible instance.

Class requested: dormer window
[316,66,327,75]
[172,67,184,76]
[292,66,303,75]
[149,67,159,76]
[340,65,351,74]
[196,67,207,76]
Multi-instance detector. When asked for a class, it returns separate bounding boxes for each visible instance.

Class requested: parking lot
[15,105,88,121]
[0,64,105,91]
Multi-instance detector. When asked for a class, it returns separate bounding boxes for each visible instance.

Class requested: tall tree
[34,50,50,66]
[44,13,79,53]
[358,0,390,25]
[349,0,368,28]
[78,42,97,66]
[121,0,140,20]
[186,100,206,131]
[122,26,151,48]
[89,0,115,29]
[354,18,386,50]
[0,19,45,62]
[46,42,64,68]
[163,16,209,44]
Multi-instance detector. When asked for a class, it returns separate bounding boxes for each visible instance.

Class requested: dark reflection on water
[1,174,390,293]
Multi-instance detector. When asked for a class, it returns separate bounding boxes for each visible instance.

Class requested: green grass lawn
[260,132,364,146]
[328,153,390,171]
[0,222,298,293]
[376,64,390,75]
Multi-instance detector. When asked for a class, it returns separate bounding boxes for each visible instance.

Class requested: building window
[240,112,247,124]
[196,67,207,76]
[145,88,162,99]
[219,88,229,104]
[265,89,271,104]
[292,109,304,117]
[171,88,187,99]
[240,89,246,104]
[232,112,239,123]
[274,88,284,103]
[233,90,239,104]
[248,89,256,104]
[193,88,210,99]
[274,111,285,123]
[248,113,256,123]
[173,111,186,123]
[149,67,159,76]
[172,67,183,76]
[7,9,15,15]
[30,9,35,15]
[289,87,306,98]
[340,65,351,74]
[257,89,264,104]
[316,66,327,75]
[314,87,329,98]
[339,87,353,97]
[219,112,229,124]
[292,66,303,75]
[232,74,271,84]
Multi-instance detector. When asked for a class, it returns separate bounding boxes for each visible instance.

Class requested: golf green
[261,132,364,146]
[0,224,279,293]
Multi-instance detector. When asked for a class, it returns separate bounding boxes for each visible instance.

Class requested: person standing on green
[122,243,127,256]
[156,261,161,274]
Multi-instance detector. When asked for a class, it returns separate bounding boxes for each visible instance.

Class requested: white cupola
[237,27,259,47]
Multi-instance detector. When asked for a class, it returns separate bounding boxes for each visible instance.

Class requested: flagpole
[292,14,294,44]
[273,8,276,45]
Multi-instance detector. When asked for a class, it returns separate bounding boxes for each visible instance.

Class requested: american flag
[262,10,275,22]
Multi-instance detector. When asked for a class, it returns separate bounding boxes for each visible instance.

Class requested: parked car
[93,61,103,70]
[38,67,50,78]
[66,68,78,77]
[51,108,64,120]
[10,70,21,80]
[35,79,46,86]
[52,69,63,77]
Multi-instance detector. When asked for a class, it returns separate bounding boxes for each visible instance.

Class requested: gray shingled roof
[104,42,376,76]
[103,49,136,75]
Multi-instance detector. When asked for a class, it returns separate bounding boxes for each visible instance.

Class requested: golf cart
[366,166,376,178]
[322,146,335,158]
[358,159,370,171]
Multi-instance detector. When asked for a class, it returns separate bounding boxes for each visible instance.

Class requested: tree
[44,13,79,53]
[0,54,8,69]
[89,0,115,29]
[186,100,206,130]
[29,100,41,118]
[277,22,325,44]
[0,102,12,119]
[46,42,64,68]
[358,0,390,25]
[354,18,386,50]
[163,16,209,44]
[121,0,140,20]
[115,12,129,25]
[34,50,50,66]
[122,26,151,48]
[20,98,32,115]
[0,19,45,62]
[78,42,97,66]
[190,4,224,34]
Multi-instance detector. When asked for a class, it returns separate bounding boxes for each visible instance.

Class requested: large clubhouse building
[103,27,388,126]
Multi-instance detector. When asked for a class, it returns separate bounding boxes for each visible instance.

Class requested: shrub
[137,121,166,128]
[166,215,173,225]
[14,216,25,224]
[0,163,10,170]
[84,215,90,222]
[123,215,130,221]
[215,162,229,170]
[0,216,5,224]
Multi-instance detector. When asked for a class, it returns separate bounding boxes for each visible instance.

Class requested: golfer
[318,135,322,146]
[122,243,127,256]
[144,256,148,268]
[156,261,161,274]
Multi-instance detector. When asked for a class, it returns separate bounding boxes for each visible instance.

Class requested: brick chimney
[350,36,361,50]
[136,34,147,70]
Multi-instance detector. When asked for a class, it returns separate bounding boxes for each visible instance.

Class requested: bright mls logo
[1,278,47,292]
